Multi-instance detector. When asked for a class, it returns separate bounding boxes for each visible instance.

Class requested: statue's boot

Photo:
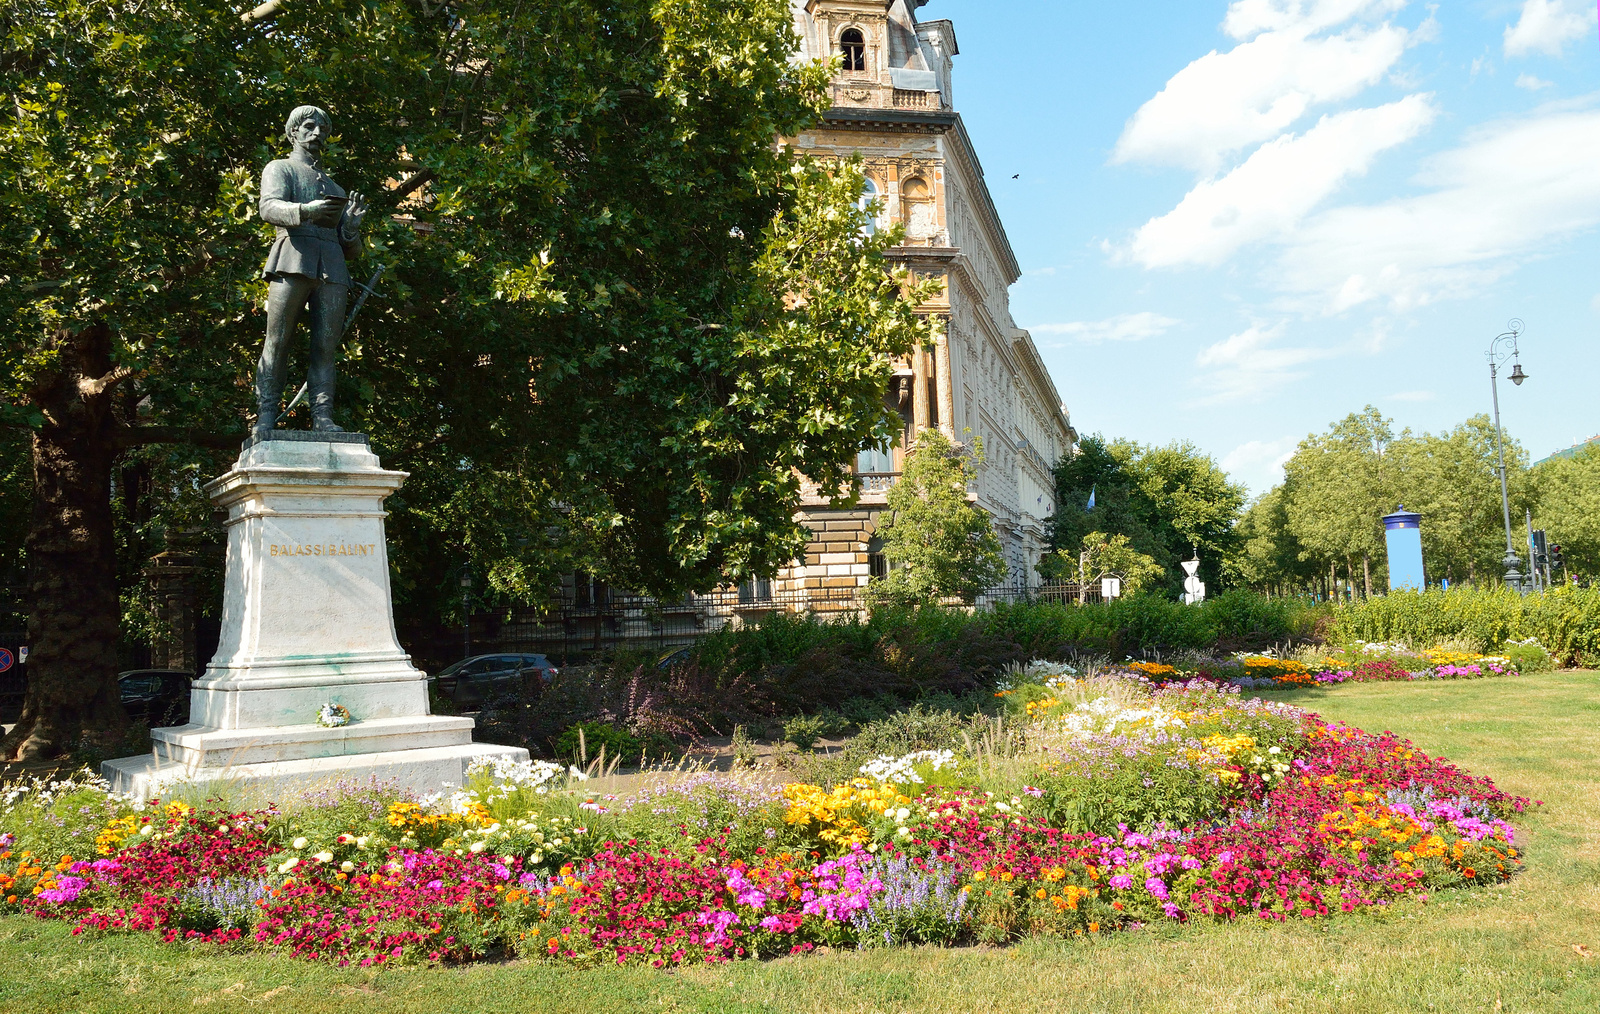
[252,402,278,443]
[310,393,344,433]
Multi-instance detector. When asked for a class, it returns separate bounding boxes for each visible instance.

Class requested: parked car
[118,669,193,726]
[429,654,558,708]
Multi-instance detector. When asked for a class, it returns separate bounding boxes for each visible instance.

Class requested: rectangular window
[738,577,772,603]
[869,553,888,579]
[856,441,894,474]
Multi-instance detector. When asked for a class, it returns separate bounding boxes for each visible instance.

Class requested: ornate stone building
[780,0,1077,604]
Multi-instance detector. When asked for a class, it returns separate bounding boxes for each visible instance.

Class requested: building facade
[779,0,1077,605]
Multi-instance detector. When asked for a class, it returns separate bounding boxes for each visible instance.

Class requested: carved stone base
[104,433,527,797]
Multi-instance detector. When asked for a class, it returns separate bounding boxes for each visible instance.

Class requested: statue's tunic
[259,158,358,287]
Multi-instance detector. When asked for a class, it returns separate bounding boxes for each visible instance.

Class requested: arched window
[840,28,866,72]
[858,177,879,236]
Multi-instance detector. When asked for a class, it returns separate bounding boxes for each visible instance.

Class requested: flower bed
[0,677,1531,968]
[1171,645,1524,690]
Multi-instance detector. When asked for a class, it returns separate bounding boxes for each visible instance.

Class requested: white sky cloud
[1030,312,1181,343]
[1515,73,1555,90]
[1274,104,1600,311]
[1387,389,1437,401]
[1191,322,1338,404]
[1222,0,1406,39]
[1112,3,1414,172]
[1504,0,1594,58]
[1126,96,1436,268]
[1220,433,1301,492]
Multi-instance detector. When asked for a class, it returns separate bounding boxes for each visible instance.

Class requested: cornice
[821,106,958,133]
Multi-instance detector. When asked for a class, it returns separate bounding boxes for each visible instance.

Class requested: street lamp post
[1486,319,1529,593]
[460,567,473,659]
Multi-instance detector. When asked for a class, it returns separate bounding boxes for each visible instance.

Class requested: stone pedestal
[104,433,526,798]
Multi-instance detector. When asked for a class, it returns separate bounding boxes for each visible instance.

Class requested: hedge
[1329,586,1600,663]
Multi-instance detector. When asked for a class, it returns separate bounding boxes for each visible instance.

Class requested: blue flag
[1086,486,1096,512]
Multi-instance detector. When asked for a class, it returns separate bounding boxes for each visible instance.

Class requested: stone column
[912,349,930,432]
[935,334,955,439]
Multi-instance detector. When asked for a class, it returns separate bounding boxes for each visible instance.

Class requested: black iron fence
[480,580,1105,664]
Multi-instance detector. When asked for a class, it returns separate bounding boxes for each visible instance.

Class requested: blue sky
[929,0,1600,494]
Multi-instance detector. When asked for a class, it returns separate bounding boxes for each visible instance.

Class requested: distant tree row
[1225,406,1598,595]
[1043,436,1247,597]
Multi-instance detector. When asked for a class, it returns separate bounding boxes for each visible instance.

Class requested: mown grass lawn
[4,671,1600,1014]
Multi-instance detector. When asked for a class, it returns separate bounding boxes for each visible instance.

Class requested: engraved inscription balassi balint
[269,543,377,557]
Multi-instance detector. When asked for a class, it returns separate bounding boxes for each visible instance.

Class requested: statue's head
[284,105,332,151]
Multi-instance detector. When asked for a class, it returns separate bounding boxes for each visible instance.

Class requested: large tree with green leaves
[1046,435,1244,595]
[0,0,933,759]
[1532,444,1600,580]
[866,429,1006,606]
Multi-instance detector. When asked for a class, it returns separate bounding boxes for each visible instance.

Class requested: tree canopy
[1225,408,1536,595]
[0,0,936,758]
[1046,435,1244,596]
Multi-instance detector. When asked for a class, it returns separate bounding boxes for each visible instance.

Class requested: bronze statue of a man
[255,105,368,441]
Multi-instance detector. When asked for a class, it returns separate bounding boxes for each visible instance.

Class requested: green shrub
[554,721,671,765]
[1032,752,1234,836]
[845,704,990,760]
[782,714,827,751]
[1330,586,1600,664]
[1501,639,1555,673]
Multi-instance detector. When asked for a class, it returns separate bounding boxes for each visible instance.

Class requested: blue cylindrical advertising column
[1384,506,1424,591]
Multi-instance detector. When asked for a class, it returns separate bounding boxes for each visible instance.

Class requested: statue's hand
[302,197,345,227]
[345,191,368,232]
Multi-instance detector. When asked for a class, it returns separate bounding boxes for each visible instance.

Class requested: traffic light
[1551,544,1564,573]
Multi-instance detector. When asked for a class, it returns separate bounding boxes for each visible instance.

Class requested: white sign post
[1181,558,1206,605]
[1100,576,1122,600]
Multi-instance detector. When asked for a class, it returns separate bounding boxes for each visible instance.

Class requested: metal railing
[481,580,1094,663]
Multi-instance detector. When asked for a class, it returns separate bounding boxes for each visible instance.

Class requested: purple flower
[1144,876,1169,900]
[760,915,782,930]
[39,875,87,904]
[1023,786,1044,797]
[1108,874,1134,889]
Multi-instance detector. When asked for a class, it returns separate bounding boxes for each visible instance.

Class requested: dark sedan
[428,654,557,708]
[118,669,193,726]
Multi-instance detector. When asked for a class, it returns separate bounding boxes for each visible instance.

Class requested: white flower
[893,807,909,822]
[469,841,486,854]
[340,861,355,873]
[1268,746,1281,755]
[896,826,911,839]
[291,837,308,850]
[279,858,300,873]
[139,825,154,837]
[313,851,334,863]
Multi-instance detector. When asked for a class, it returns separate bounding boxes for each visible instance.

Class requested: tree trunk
[1362,552,1372,599]
[0,323,129,761]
